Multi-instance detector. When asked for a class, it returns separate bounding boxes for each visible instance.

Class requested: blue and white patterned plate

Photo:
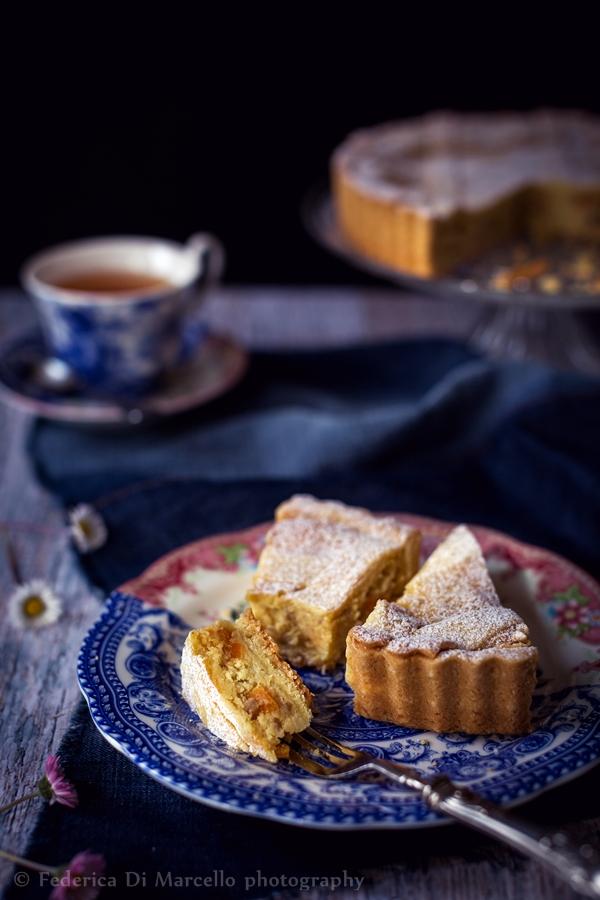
[78,516,600,829]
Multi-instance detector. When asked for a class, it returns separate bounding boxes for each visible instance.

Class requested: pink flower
[50,851,106,900]
[39,756,79,808]
[559,599,586,622]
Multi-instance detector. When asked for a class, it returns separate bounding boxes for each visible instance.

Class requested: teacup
[21,233,224,396]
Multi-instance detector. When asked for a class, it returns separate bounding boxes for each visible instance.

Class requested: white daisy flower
[68,504,107,554]
[8,579,63,629]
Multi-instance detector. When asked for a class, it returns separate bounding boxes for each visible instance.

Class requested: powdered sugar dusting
[351,526,534,660]
[277,494,414,543]
[355,600,531,658]
[399,524,500,621]
[250,496,417,611]
[334,110,600,216]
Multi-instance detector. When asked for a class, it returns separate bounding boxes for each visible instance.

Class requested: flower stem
[0,790,40,815]
[0,848,53,873]
[3,536,23,585]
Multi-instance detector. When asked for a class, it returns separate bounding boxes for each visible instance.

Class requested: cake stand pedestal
[469,306,600,374]
[304,188,600,375]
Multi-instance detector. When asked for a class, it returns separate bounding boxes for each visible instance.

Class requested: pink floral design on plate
[122,523,266,606]
[121,513,600,652]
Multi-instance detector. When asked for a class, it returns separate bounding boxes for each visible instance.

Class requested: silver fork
[289,727,600,898]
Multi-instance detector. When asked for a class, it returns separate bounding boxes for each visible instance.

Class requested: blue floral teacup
[21,233,224,396]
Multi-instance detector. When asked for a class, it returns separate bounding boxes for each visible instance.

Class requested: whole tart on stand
[322,109,600,375]
[332,109,600,278]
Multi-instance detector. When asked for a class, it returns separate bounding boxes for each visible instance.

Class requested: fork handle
[370,759,600,898]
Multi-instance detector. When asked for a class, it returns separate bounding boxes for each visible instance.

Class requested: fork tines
[288,727,360,776]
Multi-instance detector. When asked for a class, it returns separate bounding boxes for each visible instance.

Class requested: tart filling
[181,609,312,762]
[247,495,420,669]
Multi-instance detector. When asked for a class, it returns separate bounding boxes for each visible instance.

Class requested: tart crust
[246,495,420,670]
[346,526,538,734]
[332,110,600,277]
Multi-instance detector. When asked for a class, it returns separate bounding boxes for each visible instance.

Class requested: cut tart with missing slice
[332,110,600,278]
[246,495,421,670]
[346,525,538,734]
[181,609,312,761]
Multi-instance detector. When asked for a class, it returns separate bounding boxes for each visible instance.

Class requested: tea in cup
[21,233,224,395]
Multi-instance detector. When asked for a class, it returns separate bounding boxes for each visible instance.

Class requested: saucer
[0,330,248,425]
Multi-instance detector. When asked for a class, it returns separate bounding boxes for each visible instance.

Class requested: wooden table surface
[0,287,595,900]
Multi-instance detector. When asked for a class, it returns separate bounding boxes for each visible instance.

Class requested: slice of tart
[346,525,538,734]
[181,609,312,761]
[246,495,421,670]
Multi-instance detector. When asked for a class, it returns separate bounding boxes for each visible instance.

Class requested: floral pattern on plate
[79,515,600,829]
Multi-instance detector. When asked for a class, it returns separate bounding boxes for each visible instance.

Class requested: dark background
[1,18,597,286]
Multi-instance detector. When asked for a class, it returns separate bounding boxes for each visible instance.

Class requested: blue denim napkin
[29,339,600,577]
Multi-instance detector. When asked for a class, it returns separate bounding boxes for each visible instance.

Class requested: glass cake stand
[303,187,600,374]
